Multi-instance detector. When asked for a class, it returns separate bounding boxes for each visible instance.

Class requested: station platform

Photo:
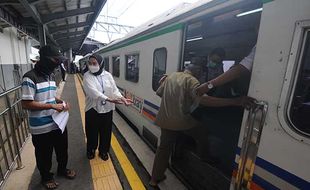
[2,74,186,190]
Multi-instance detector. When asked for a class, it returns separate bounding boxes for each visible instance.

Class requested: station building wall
[0,27,32,92]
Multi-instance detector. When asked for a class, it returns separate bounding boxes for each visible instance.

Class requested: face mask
[47,60,59,71]
[88,65,100,73]
[207,61,218,68]
[35,57,59,75]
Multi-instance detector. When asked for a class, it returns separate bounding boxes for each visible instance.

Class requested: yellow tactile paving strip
[74,74,145,190]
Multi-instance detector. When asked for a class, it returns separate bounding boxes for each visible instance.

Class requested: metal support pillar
[64,48,73,73]
[38,25,46,46]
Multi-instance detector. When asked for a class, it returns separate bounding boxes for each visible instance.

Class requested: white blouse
[83,70,123,113]
[239,46,256,71]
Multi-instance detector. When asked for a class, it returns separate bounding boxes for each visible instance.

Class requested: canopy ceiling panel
[0,0,106,52]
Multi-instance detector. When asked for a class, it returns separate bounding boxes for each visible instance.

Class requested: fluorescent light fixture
[236,8,263,17]
[213,9,241,23]
[186,36,203,42]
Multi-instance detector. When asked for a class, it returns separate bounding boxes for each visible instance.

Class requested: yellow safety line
[74,75,146,190]
[111,135,146,190]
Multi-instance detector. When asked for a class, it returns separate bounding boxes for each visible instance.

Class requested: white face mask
[88,65,100,73]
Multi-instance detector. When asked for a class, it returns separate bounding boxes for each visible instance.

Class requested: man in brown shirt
[149,64,254,187]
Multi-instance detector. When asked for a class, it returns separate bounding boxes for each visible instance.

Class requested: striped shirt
[22,70,58,134]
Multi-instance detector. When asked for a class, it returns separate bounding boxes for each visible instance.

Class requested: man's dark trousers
[32,128,68,181]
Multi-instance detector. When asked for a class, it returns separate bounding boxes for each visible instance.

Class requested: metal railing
[0,85,29,187]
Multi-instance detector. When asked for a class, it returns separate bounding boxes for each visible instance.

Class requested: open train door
[232,0,310,189]
[171,0,310,189]
[170,0,264,189]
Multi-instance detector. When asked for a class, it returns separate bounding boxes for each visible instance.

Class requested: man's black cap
[39,45,67,61]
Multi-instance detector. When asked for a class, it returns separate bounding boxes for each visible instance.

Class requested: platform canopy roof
[0,0,106,52]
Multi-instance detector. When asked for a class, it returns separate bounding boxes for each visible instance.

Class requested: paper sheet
[52,102,69,133]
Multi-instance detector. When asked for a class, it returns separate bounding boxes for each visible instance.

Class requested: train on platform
[79,0,310,189]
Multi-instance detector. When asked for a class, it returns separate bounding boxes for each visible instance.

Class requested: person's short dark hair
[191,56,204,65]
[210,47,226,59]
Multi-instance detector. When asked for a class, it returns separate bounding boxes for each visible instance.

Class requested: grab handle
[235,101,268,189]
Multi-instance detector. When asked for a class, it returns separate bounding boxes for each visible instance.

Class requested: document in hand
[52,102,69,133]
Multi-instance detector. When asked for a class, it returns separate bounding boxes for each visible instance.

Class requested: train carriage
[79,0,310,189]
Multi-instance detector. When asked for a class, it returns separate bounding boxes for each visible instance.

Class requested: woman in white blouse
[83,54,132,160]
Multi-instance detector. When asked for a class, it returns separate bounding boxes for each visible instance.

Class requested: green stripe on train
[99,23,184,53]
[261,0,273,4]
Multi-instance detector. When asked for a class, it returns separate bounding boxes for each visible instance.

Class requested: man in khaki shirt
[149,64,254,187]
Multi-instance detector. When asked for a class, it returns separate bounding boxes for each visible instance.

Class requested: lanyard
[96,75,105,93]
[96,75,107,105]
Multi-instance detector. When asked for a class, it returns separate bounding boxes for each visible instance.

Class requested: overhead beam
[53,30,86,40]
[42,7,94,24]
[57,36,85,44]
[17,0,58,46]
[62,41,84,50]
[0,0,19,6]
[49,22,89,34]
[79,0,107,50]
[62,41,82,46]
[84,39,105,45]
[18,0,42,23]
[28,0,45,5]
[61,43,84,50]
[0,6,37,39]
[0,24,11,28]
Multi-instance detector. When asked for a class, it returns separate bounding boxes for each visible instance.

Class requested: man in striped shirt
[22,45,76,189]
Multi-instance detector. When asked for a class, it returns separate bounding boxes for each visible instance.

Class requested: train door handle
[235,101,268,190]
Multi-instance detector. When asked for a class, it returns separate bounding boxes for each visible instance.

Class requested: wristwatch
[207,82,214,90]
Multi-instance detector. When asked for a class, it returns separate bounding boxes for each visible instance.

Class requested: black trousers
[61,69,66,81]
[32,129,68,181]
[85,108,113,154]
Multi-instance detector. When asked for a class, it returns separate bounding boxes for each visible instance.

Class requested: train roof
[94,0,216,53]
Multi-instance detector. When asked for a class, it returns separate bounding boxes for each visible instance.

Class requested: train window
[104,57,109,72]
[186,21,203,42]
[112,56,120,77]
[152,48,167,91]
[125,54,139,82]
[289,30,310,135]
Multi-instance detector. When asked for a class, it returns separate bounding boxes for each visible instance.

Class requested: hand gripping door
[235,101,268,189]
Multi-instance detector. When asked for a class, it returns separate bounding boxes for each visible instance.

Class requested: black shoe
[99,152,109,161]
[87,150,95,159]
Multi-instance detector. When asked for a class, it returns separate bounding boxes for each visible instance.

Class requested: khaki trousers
[151,128,180,180]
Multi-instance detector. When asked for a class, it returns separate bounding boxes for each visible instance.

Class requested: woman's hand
[122,98,133,106]
[106,98,124,104]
